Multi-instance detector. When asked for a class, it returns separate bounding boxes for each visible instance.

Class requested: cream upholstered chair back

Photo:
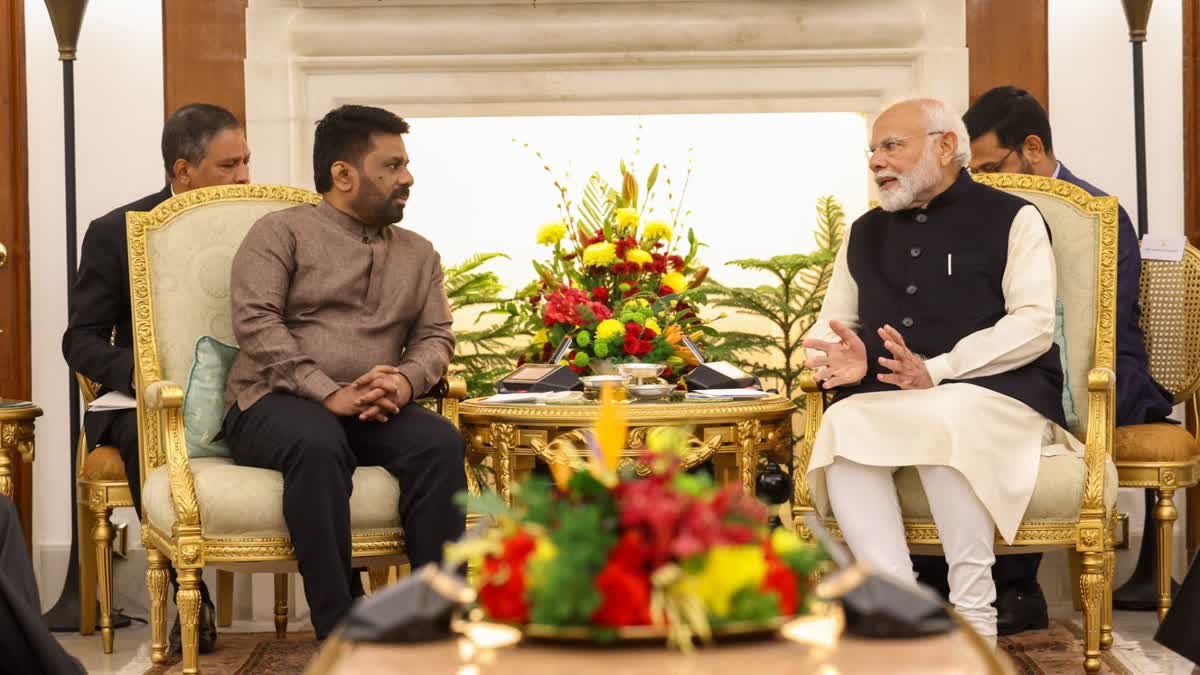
[1139,247,1200,404]
[972,174,1118,441]
[126,185,321,460]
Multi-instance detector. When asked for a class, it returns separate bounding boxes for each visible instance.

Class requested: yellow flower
[525,535,560,590]
[532,328,549,346]
[614,207,640,234]
[661,271,687,293]
[536,221,568,246]
[679,546,766,618]
[583,242,617,267]
[641,219,673,242]
[770,528,802,556]
[644,318,661,334]
[625,248,653,265]
[596,319,624,341]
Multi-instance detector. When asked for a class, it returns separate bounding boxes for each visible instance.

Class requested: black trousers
[1155,555,1200,665]
[89,408,212,605]
[223,393,467,639]
[0,495,87,675]
[913,553,1042,599]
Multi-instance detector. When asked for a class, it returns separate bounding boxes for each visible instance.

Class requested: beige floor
[56,608,1197,675]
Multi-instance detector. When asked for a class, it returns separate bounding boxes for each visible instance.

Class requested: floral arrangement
[518,159,713,376]
[448,390,826,648]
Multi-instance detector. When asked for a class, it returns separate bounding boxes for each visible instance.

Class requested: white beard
[877,151,943,212]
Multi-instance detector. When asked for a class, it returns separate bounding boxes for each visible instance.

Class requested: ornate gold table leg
[736,420,761,495]
[0,449,11,499]
[489,423,516,506]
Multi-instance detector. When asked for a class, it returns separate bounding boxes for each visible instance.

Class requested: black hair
[962,86,1053,153]
[161,104,241,179]
[312,105,410,193]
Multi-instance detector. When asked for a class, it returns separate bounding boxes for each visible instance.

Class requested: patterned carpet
[999,621,1133,675]
[143,632,319,674]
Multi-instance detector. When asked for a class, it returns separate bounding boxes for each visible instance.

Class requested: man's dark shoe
[167,599,218,656]
[995,586,1049,636]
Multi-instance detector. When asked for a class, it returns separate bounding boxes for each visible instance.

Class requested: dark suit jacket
[62,186,173,446]
[1056,164,1173,426]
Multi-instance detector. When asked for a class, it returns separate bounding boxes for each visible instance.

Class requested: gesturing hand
[875,324,934,390]
[353,365,413,422]
[802,320,868,390]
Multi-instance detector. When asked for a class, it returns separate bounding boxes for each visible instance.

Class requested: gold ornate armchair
[1110,247,1200,619]
[126,185,469,674]
[794,175,1119,674]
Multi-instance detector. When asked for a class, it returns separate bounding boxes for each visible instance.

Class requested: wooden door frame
[1,0,34,546]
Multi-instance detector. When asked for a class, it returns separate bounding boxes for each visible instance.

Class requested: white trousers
[826,458,999,639]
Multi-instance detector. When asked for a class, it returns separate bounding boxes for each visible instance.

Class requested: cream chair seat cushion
[144,457,402,538]
[812,455,1119,524]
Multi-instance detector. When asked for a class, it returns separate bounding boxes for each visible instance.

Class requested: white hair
[918,99,972,168]
[876,97,972,168]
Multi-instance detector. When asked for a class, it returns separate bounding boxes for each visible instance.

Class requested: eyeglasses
[865,131,946,159]
[970,148,1015,174]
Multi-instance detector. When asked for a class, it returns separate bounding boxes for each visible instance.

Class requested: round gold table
[0,399,41,500]
[459,395,796,505]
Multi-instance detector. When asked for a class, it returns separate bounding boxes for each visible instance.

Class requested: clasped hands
[802,321,933,390]
[323,365,413,422]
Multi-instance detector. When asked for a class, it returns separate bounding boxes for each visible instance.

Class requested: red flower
[622,284,639,298]
[478,531,538,623]
[762,552,798,615]
[669,255,686,271]
[658,285,673,297]
[623,337,641,355]
[591,287,610,303]
[591,561,652,627]
[608,530,651,573]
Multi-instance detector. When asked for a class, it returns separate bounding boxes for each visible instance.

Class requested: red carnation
[762,552,798,615]
[591,561,652,627]
[478,531,538,623]
[591,287,610,303]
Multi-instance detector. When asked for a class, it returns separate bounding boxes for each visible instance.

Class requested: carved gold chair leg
[273,573,289,639]
[77,500,97,636]
[216,570,234,627]
[1067,549,1084,611]
[177,567,204,675]
[1079,548,1105,675]
[1154,485,1178,621]
[368,566,390,593]
[146,547,170,665]
[1101,508,1116,650]
[91,504,115,654]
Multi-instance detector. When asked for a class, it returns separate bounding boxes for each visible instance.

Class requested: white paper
[687,389,768,400]
[88,391,138,412]
[1140,234,1186,262]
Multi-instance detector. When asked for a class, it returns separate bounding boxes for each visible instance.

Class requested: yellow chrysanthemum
[641,219,673,242]
[525,535,560,589]
[625,248,653,265]
[582,242,617,267]
[661,271,687,293]
[596,319,624,341]
[770,528,802,556]
[532,328,550,346]
[679,545,766,618]
[614,207,640,234]
[644,318,661,334]
[536,221,568,246]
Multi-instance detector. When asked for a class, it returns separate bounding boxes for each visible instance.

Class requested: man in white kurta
[804,99,1081,641]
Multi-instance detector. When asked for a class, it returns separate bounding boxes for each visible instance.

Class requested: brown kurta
[224,199,455,412]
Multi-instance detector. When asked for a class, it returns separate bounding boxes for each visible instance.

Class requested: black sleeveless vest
[831,169,1068,429]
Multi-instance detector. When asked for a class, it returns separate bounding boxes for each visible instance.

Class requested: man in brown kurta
[222,105,465,639]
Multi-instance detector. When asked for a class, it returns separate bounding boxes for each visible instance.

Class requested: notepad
[88,391,137,412]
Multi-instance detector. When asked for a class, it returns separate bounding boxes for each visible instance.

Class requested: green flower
[573,352,591,368]
[576,331,592,347]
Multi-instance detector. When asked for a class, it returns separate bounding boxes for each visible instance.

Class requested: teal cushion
[1054,300,1079,430]
[183,336,240,458]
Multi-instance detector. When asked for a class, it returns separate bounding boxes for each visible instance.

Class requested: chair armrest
[793,370,827,512]
[420,374,468,402]
[141,379,202,529]
[1080,367,1116,516]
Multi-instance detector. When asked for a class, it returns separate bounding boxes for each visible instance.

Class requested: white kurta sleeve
[923,205,1057,385]
[804,224,860,361]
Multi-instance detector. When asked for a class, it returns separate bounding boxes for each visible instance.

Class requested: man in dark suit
[62,103,250,654]
[910,85,1175,635]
